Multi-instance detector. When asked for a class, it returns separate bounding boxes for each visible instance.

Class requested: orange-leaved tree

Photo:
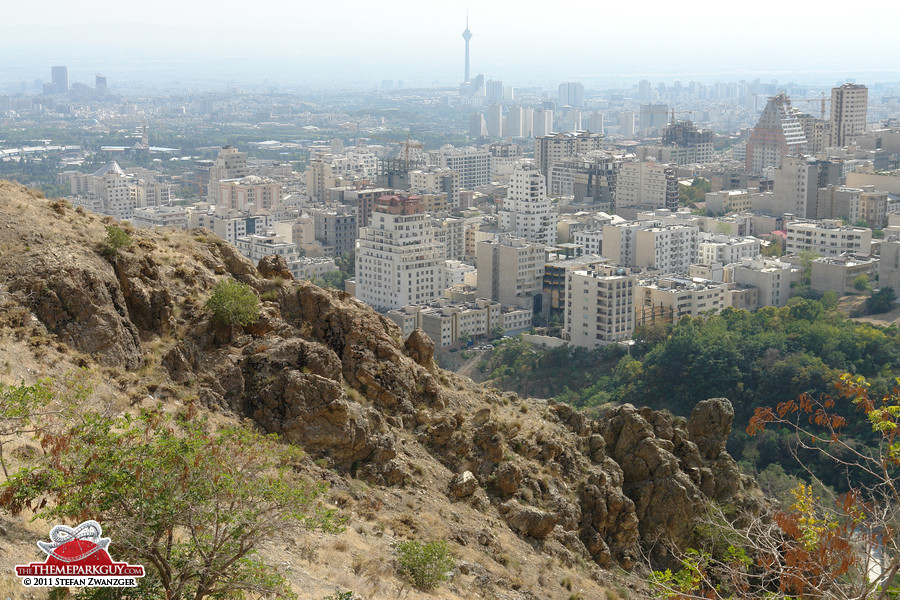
[650,374,900,600]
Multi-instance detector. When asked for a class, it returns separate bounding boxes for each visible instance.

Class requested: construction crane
[368,133,424,165]
[669,109,694,124]
[794,92,828,119]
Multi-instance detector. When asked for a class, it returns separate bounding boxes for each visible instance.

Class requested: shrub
[205,279,260,326]
[395,539,455,590]
[104,225,132,255]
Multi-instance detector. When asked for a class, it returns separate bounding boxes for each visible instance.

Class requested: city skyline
[2,0,899,90]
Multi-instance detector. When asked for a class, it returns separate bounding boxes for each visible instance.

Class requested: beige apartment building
[635,276,728,324]
[564,265,637,348]
[785,220,872,256]
[476,236,545,310]
[830,83,868,147]
[810,254,879,295]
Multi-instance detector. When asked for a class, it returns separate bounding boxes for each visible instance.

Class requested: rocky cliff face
[0,183,765,586]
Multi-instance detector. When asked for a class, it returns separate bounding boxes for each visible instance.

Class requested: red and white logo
[15,520,145,588]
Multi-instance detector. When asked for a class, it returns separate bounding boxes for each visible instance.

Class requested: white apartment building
[234,232,301,265]
[217,176,283,212]
[534,131,603,194]
[698,233,761,265]
[633,224,699,275]
[499,165,558,246]
[785,219,872,256]
[355,195,445,311]
[601,221,653,268]
[614,159,679,211]
[409,167,461,208]
[635,276,728,324]
[573,230,604,255]
[387,298,502,348]
[431,146,492,190]
[431,217,467,261]
[208,146,249,203]
[187,206,273,246]
[728,257,801,308]
[291,257,338,281]
[131,205,188,229]
[564,265,637,348]
[476,236,545,310]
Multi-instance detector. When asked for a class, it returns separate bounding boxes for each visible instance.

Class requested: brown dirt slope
[0,182,766,599]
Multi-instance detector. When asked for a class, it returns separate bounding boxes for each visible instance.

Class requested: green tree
[864,287,896,315]
[0,380,52,477]
[395,539,455,591]
[104,225,132,256]
[1,408,343,600]
[205,278,260,326]
[852,274,871,292]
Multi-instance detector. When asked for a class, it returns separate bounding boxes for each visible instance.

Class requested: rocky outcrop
[257,254,294,281]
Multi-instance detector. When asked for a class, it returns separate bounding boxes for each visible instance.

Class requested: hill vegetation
[481,298,900,494]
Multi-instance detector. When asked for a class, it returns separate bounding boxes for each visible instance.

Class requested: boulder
[449,471,479,499]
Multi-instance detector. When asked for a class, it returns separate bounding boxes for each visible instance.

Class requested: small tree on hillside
[0,407,343,600]
[205,278,260,326]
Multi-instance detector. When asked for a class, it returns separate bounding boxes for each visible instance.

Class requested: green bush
[205,279,260,326]
[395,539,455,590]
[104,225,132,255]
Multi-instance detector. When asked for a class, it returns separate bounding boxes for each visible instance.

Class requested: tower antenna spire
[462,14,473,83]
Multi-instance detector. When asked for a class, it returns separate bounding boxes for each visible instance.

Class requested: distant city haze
[2,0,899,90]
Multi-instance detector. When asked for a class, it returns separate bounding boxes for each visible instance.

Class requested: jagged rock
[504,503,559,539]
[257,254,294,281]
[495,462,522,495]
[688,398,734,460]
[449,471,479,499]
[404,328,434,368]
[6,259,143,369]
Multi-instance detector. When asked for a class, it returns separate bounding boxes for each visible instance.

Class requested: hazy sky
[3,0,899,90]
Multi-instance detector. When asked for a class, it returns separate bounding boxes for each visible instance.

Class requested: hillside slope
[0,182,765,599]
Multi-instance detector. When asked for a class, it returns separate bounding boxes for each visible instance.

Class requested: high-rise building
[208,146,248,203]
[535,131,603,193]
[638,79,652,104]
[95,74,107,97]
[506,106,525,138]
[660,121,714,164]
[355,195,444,310]
[614,159,679,211]
[745,93,807,174]
[486,103,503,138]
[50,66,68,93]
[619,111,635,136]
[558,82,585,108]
[462,18,473,83]
[565,265,636,348]
[432,147,492,189]
[639,104,669,133]
[499,165,558,246]
[468,113,486,138]
[830,83,868,148]
[476,236,545,310]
